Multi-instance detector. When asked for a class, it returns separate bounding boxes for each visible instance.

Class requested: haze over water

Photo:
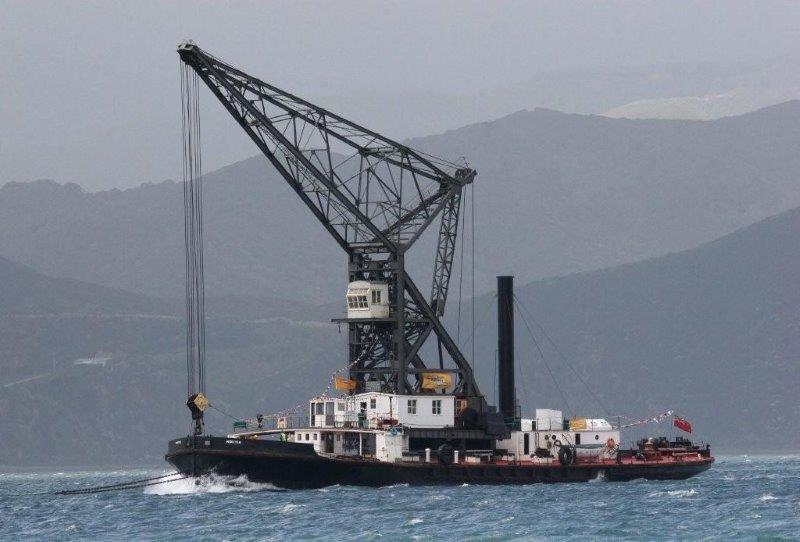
[2,456,798,540]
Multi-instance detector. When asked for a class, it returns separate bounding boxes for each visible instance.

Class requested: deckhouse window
[407,399,417,415]
[371,290,382,304]
[347,295,369,309]
[432,400,442,415]
[370,398,377,409]
[315,403,324,415]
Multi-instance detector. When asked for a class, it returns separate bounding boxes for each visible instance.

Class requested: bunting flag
[620,410,674,429]
[673,416,693,433]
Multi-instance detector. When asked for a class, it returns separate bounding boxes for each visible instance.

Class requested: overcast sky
[2,1,800,191]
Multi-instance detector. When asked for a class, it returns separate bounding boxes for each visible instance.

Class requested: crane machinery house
[347,281,389,319]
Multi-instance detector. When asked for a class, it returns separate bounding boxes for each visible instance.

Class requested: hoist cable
[181,61,207,400]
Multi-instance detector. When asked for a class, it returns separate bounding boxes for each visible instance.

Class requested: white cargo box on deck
[520,418,534,431]
[585,418,612,431]
[535,409,563,430]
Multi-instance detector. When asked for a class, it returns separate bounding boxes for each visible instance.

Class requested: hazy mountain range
[467,207,800,453]
[603,87,800,121]
[1,101,798,466]
[1,102,799,307]
[1,202,798,465]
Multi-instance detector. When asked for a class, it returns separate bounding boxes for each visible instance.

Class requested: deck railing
[232,414,309,432]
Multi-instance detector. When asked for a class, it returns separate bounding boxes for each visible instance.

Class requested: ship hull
[166,437,714,489]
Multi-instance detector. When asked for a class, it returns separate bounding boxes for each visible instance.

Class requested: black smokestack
[497,276,515,426]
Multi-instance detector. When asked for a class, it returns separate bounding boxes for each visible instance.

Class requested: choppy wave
[589,470,607,483]
[2,455,800,541]
[647,488,698,498]
[144,473,282,495]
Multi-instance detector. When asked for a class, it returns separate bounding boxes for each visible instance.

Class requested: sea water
[1,455,798,540]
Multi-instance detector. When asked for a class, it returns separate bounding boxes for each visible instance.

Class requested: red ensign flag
[673,417,692,433]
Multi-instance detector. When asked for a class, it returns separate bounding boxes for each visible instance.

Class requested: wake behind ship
[166,42,713,488]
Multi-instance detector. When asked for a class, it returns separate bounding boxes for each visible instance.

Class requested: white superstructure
[310,392,455,429]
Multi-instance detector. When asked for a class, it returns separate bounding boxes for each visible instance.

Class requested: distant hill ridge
[465,204,800,452]
[0,201,798,465]
[0,254,170,316]
[1,101,799,307]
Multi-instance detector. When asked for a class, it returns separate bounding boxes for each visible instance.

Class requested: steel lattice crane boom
[178,42,484,405]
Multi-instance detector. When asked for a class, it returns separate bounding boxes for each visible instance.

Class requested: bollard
[454,450,459,464]
[425,448,431,462]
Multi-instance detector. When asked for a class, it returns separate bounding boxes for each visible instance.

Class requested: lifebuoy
[606,438,616,448]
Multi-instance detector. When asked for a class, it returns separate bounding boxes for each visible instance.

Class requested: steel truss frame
[179,42,481,398]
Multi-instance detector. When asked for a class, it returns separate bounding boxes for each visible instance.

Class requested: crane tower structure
[178,42,489,416]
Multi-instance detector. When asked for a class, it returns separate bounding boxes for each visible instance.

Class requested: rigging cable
[515,298,574,417]
[514,295,612,416]
[455,185,467,343]
[54,472,187,496]
[470,182,476,370]
[208,403,242,422]
[458,293,496,351]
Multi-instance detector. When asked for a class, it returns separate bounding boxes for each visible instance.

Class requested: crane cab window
[347,295,368,309]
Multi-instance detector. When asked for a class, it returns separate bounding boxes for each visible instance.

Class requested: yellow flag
[569,418,587,431]
[420,372,452,390]
[334,376,357,391]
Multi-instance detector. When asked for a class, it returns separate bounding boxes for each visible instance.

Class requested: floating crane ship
[166,42,713,488]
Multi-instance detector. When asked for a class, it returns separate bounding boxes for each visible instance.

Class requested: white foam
[648,489,698,498]
[144,473,280,495]
[759,494,778,502]
[278,503,305,513]
[667,489,697,497]
[589,470,607,483]
[378,483,409,490]
[408,518,423,525]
